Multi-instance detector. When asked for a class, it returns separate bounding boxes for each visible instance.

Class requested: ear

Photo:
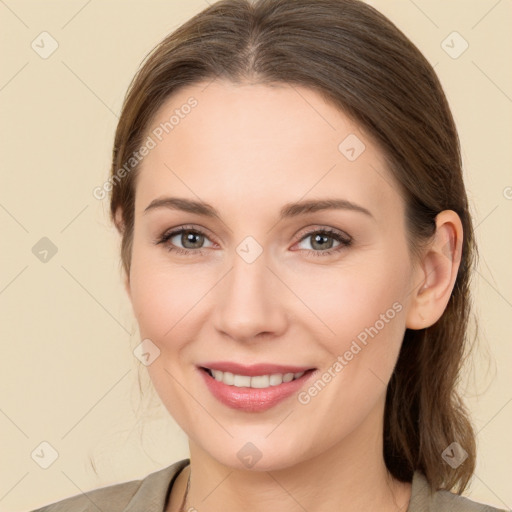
[405,210,463,330]
[114,206,125,234]
[114,207,132,299]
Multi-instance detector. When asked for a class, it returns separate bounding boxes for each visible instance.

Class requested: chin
[200,435,310,473]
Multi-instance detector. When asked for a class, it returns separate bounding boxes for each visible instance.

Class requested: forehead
[136,79,402,221]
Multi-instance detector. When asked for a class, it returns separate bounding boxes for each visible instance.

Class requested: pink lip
[199,361,314,376]
[197,366,317,412]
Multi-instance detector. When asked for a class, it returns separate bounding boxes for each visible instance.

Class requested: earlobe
[405,210,463,330]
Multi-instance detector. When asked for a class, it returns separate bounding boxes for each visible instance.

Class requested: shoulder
[28,479,140,512]
[431,490,510,512]
[409,471,510,512]
[28,458,190,512]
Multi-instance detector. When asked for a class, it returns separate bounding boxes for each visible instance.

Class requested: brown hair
[109,0,477,493]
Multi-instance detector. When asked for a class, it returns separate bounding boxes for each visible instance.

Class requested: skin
[116,79,463,512]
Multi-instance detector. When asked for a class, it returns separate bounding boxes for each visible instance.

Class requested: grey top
[29,458,509,512]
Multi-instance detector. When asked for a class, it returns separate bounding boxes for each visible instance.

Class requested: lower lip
[198,367,316,412]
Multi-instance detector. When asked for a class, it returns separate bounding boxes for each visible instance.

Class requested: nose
[212,251,288,344]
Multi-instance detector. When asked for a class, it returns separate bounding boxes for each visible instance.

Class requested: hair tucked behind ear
[109,0,478,493]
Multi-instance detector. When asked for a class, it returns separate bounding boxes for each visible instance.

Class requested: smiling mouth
[200,367,316,389]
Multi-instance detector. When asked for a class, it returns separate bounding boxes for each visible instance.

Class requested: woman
[30,0,509,511]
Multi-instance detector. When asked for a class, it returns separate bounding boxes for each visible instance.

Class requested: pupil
[313,234,331,250]
[184,231,203,248]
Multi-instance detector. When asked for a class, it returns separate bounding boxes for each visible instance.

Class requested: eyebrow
[143,196,374,220]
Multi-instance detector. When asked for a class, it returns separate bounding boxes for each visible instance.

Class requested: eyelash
[154,224,353,258]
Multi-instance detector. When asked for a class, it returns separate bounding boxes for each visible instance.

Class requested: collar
[123,458,190,512]
[407,470,431,512]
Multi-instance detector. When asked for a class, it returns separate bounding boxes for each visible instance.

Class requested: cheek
[293,257,409,364]
[290,261,408,427]
[295,266,405,338]
[128,241,207,342]
[130,269,204,343]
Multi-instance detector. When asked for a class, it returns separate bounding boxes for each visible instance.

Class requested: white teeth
[207,369,306,388]
[233,374,251,387]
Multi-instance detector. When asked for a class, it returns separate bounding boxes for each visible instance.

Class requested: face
[125,80,420,471]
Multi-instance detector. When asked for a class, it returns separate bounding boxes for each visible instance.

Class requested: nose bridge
[212,244,286,341]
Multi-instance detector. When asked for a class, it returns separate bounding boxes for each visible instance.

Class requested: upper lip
[199,361,315,376]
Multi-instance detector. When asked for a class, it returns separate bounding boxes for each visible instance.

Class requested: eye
[154,225,352,258]
[294,227,352,257]
[154,225,215,256]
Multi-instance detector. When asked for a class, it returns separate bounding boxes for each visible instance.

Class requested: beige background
[0,0,511,510]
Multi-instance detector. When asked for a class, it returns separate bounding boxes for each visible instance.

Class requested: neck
[168,399,411,512]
